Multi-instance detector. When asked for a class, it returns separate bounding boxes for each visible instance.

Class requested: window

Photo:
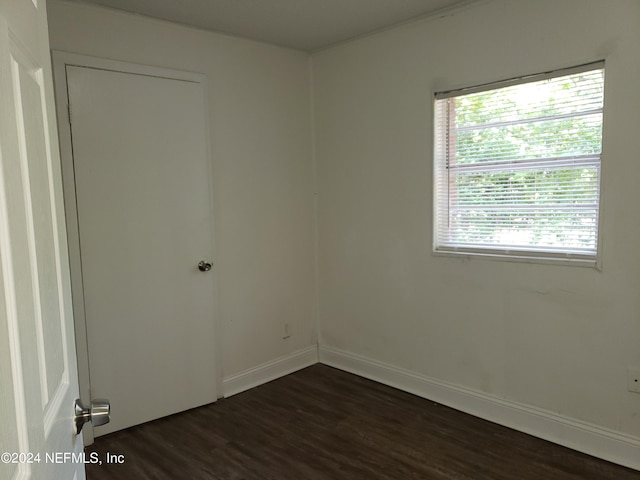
[433,62,605,264]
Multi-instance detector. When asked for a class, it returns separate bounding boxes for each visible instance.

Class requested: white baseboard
[223,345,319,397]
[319,345,640,471]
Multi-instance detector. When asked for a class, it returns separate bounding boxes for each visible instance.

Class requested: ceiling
[71,0,477,52]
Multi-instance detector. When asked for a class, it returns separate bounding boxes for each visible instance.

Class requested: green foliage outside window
[438,68,604,253]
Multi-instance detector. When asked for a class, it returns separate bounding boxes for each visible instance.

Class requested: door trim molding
[51,51,220,444]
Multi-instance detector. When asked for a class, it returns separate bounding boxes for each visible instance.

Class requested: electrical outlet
[628,368,640,393]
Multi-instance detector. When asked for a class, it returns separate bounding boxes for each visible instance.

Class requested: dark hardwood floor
[85,364,640,480]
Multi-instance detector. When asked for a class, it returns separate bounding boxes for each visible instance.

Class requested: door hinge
[67,103,72,124]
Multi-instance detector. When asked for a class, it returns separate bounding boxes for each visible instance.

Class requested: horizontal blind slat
[453,107,603,132]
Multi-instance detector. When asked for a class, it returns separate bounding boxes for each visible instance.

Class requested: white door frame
[51,51,222,444]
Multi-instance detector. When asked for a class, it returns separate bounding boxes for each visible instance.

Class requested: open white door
[0,1,86,479]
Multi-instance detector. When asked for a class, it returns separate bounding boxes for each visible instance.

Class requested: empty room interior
[3,0,640,478]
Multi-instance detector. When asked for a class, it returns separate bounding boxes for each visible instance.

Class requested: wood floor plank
[85,365,640,480]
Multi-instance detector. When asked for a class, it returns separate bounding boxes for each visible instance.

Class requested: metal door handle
[198,261,212,272]
[74,398,110,434]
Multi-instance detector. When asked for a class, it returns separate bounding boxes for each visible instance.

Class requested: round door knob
[74,398,110,434]
[198,261,212,272]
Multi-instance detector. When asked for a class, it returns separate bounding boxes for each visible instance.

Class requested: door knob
[198,261,212,272]
[74,398,110,434]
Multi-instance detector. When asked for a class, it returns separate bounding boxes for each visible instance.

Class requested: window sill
[433,247,600,270]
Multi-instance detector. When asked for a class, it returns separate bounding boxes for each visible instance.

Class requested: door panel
[0,1,84,479]
[65,64,217,436]
[14,47,66,410]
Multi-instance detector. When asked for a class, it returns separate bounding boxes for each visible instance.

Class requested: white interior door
[0,1,85,480]
[57,57,218,437]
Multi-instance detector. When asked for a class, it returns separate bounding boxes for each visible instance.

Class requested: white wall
[47,1,317,383]
[48,0,640,467]
[314,0,640,458]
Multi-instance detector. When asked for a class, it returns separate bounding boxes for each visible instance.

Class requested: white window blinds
[433,62,605,262]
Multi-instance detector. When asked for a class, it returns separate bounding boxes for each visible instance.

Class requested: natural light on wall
[433,62,605,264]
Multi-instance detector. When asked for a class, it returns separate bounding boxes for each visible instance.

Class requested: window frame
[432,61,606,268]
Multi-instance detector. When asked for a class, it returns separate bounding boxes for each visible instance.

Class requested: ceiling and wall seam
[54,0,310,53]
[59,0,488,53]
[309,0,490,54]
